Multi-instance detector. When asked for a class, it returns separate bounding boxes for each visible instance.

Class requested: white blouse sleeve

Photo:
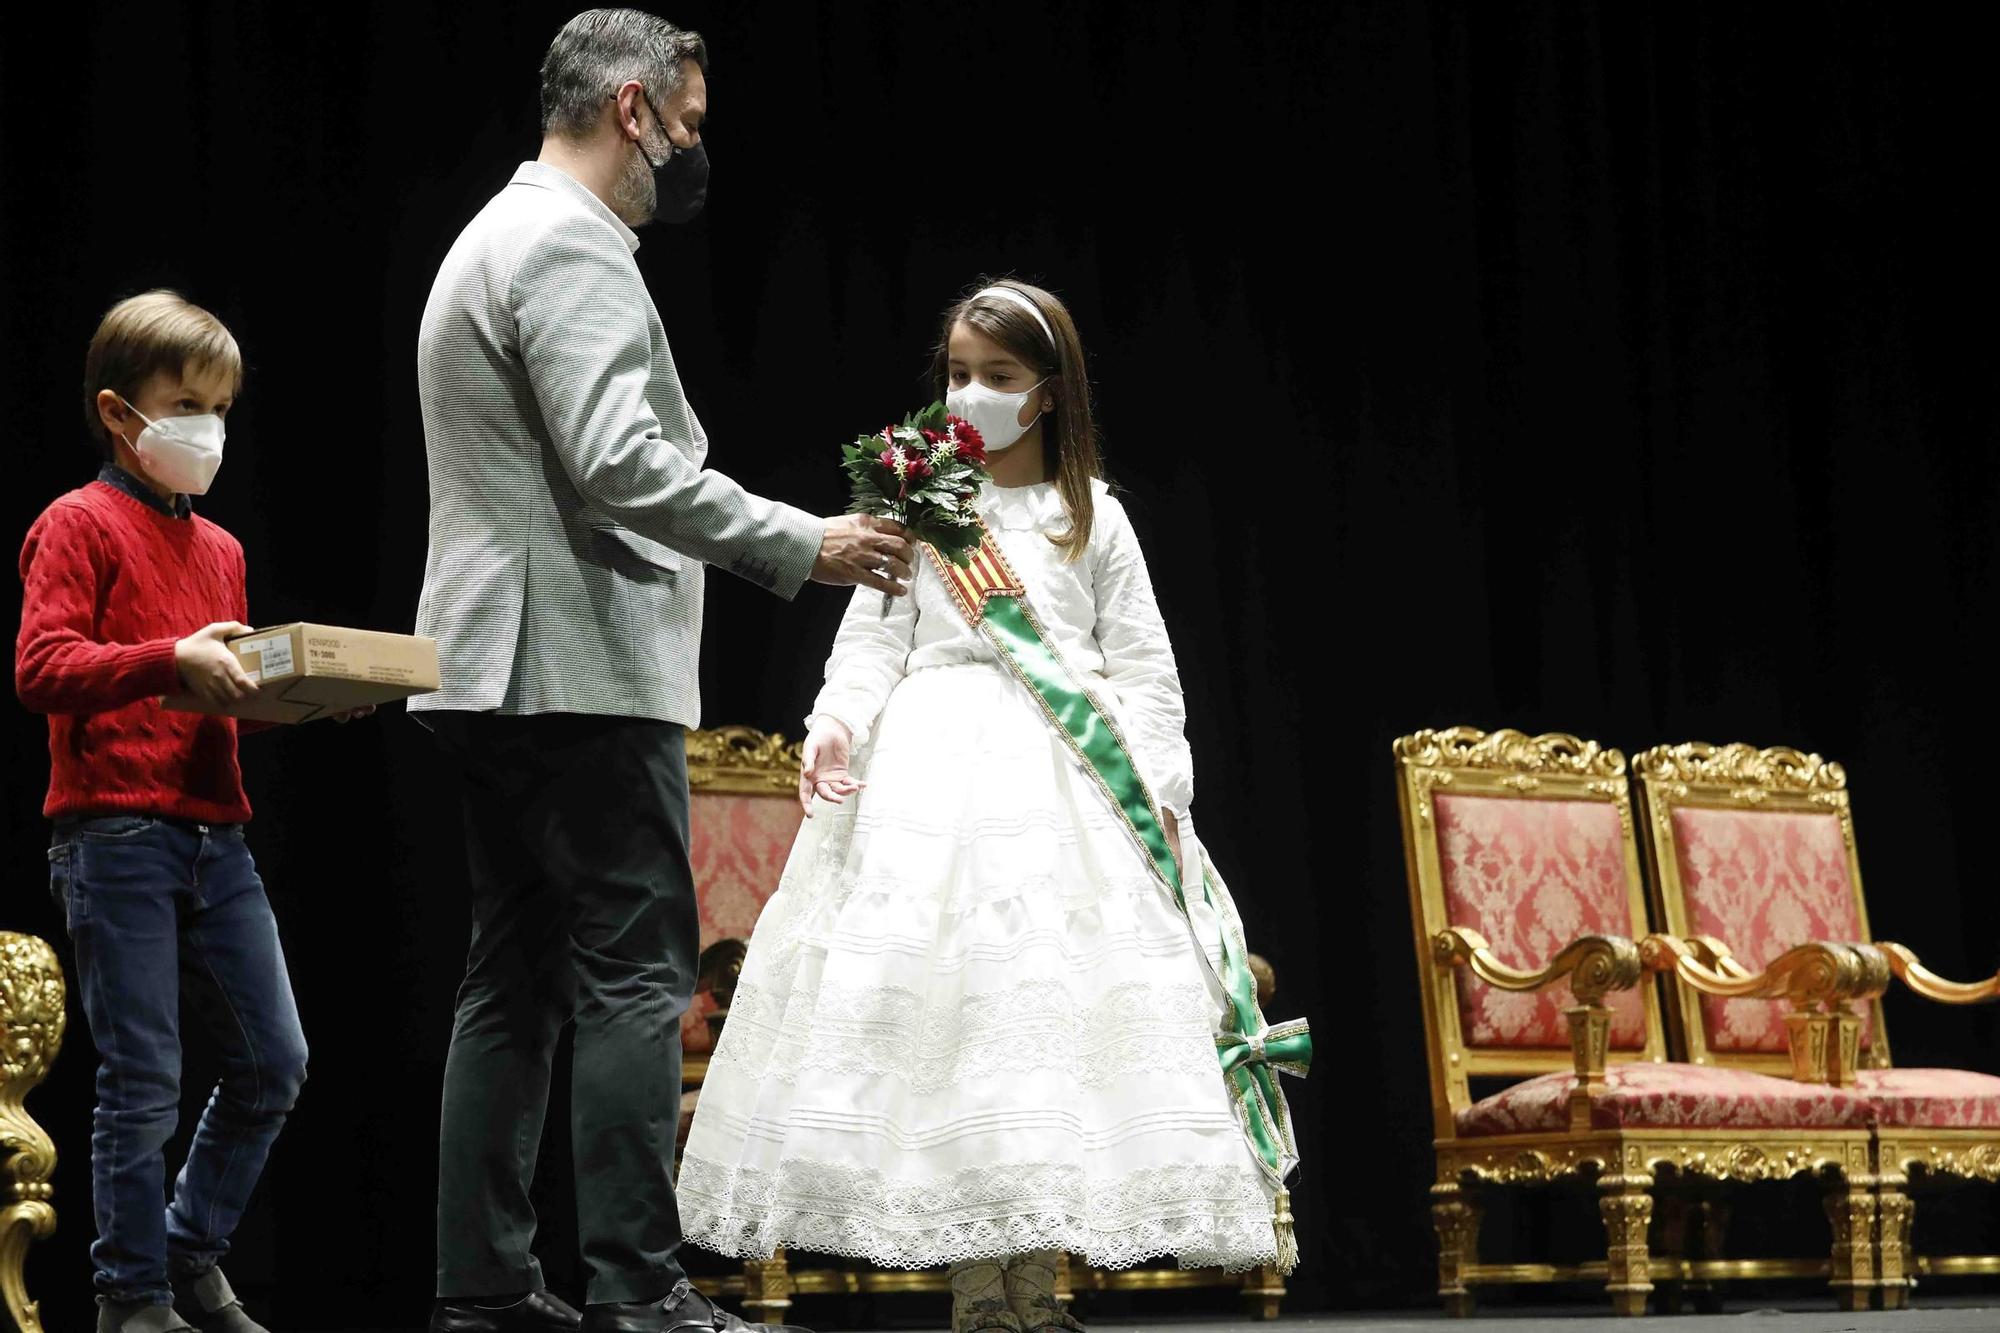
[1089,493,1196,817]
[805,583,918,748]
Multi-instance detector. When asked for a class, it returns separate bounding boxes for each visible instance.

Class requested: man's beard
[610,143,658,227]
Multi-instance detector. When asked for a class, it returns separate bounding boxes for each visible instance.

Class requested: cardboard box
[162,623,440,725]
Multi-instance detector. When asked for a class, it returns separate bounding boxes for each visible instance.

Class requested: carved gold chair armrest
[1434,928,1641,1130]
[1875,941,2000,1005]
[1674,933,1753,980]
[1640,934,1889,1085]
[1433,927,1642,1005]
[1640,934,1888,1003]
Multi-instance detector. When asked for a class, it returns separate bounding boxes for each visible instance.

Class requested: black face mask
[638,95,708,224]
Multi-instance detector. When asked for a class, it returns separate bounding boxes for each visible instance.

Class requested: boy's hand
[175,622,259,704]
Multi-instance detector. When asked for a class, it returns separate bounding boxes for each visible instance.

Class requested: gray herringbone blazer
[412,162,822,725]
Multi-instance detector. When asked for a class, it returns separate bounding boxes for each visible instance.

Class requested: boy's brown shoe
[97,1298,196,1333]
[171,1268,268,1333]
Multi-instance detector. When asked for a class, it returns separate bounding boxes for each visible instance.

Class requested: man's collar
[510,161,642,254]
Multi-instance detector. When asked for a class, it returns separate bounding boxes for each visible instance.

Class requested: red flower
[877,446,899,470]
[950,416,987,463]
[920,428,945,445]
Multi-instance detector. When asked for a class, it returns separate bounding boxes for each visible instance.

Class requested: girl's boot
[950,1258,1024,1333]
[1002,1251,1086,1332]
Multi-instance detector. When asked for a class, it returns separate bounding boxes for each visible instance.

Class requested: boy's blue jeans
[48,815,308,1306]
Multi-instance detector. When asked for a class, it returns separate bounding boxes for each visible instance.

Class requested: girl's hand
[331,704,377,724]
[1162,809,1183,874]
[799,717,864,817]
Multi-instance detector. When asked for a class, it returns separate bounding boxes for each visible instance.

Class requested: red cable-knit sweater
[16,479,255,822]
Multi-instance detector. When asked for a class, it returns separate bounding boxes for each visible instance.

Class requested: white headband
[974,285,1057,349]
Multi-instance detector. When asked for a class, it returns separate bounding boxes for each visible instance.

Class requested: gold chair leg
[0,932,66,1333]
[1874,1176,1913,1311]
[1824,1175,1878,1313]
[741,1249,795,1321]
[1238,1262,1286,1320]
[1598,1170,1654,1317]
[1431,1177,1481,1317]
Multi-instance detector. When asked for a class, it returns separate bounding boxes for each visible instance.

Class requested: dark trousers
[426,712,698,1306]
[48,816,309,1305]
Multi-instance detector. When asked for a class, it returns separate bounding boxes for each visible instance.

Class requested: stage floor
[854,1305,1996,1332]
[337,1298,2000,1333]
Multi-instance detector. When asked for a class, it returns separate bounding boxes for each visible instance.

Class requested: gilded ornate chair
[1634,741,2000,1310]
[678,726,809,1080]
[1,930,65,1333]
[1397,727,1882,1317]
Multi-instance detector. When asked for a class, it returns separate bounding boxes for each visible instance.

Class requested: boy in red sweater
[17,291,310,1333]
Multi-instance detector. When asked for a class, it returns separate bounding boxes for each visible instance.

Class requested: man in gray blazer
[412,11,908,1333]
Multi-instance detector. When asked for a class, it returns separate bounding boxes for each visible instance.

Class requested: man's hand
[174,622,259,705]
[812,515,915,597]
[799,717,864,817]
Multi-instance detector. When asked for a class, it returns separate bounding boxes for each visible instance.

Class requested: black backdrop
[3,2,1998,1326]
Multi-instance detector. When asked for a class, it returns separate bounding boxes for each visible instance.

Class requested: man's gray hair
[540,9,708,138]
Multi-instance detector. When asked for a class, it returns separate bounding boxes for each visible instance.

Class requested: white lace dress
[676,478,1278,1272]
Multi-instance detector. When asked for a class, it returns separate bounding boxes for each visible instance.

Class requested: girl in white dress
[678,281,1294,1333]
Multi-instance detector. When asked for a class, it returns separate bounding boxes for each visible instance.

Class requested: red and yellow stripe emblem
[925,526,1023,625]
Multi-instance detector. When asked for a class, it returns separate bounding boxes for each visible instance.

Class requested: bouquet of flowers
[840,402,990,567]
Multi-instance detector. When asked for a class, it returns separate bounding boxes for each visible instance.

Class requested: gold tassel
[1272,1188,1298,1275]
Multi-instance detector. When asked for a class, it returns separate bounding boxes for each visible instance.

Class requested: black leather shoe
[431,1290,584,1332]
[580,1279,811,1333]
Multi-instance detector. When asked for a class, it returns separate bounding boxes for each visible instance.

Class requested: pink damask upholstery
[1853,1068,2000,1130]
[1669,807,1873,1055]
[1434,792,1646,1050]
[1456,1062,1875,1136]
[682,791,803,1054]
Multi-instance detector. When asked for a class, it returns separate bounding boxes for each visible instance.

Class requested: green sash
[925,526,1311,1272]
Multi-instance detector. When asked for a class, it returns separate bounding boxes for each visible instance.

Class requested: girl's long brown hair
[929,278,1101,560]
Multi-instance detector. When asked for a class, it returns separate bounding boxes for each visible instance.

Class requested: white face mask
[120,400,226,495]
[946,378,1048,453]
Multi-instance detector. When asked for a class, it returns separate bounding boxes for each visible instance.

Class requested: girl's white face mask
[121,399,225,495]
[946,378,1047,453]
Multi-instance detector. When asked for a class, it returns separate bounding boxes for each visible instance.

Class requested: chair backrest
[683,726,806,1055]
[1396,727,1667,1138]
[1632,741,1887,1077]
